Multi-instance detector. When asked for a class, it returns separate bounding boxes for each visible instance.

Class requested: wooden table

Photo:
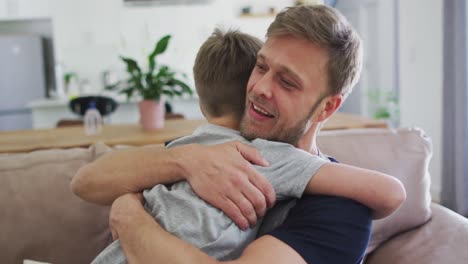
[0,113,387,153]
[323,112,389,130]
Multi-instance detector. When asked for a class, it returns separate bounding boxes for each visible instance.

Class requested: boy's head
[193,28,263,121]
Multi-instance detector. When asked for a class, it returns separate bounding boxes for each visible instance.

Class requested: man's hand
[172,141,276,230]
[73,140,276,231]
[109,193,145,241]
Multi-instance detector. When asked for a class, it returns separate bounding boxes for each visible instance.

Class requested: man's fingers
[246,165,276,209]
[229,190,257,227]
[240,182,267,218]
[220,197,249,230]
[236,142,275,210]
[235,142,269,167]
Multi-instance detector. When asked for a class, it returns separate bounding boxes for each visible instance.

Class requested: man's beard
[240,96,326,146]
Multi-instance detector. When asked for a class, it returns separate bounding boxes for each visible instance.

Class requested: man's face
[240,35,330,146]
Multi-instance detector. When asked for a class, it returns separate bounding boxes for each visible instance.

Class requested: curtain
[441,0,468,217]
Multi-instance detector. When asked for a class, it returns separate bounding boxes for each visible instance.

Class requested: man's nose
[252,74,273,99]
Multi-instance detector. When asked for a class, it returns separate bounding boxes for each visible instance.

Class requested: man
[73,5,391,263]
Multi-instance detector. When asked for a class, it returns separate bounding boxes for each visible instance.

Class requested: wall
[398,0,443,201]
[48,0,290,92]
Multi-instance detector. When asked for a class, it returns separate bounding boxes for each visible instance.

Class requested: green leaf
[171,78,193,95]
[374,107,391,119]
[120,56,144,93]
[145,72,153,89]
[63,72,78,85]
[156,65,170,79]
[148,35,171,74]
[142,88,160,101]
[120,87,135,100]
[120,56,141,77]
[104,81,120,91]
[162,90,175,98]
[153,35,171,56]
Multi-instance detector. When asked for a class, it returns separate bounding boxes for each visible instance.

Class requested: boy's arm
[71,141,275,229]
[305,162,406,219]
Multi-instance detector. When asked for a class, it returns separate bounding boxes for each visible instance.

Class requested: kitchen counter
[27,96,203,129]
[27,95,142,108]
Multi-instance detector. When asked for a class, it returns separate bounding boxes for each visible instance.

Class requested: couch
[1,128,468,263]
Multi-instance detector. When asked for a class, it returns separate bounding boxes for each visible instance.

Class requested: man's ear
[315,94,342,122]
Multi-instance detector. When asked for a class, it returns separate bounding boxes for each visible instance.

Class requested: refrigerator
[0,34,46,131]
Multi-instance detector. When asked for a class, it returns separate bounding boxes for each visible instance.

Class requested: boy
[91,29,404,263]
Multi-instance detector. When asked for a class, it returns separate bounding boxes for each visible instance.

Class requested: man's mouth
[251,103,274,118]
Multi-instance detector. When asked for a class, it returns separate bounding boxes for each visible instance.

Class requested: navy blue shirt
[269,158,372,263]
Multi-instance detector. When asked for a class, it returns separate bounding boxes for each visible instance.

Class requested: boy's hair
[193,28,263,119]
[267,5,363,99]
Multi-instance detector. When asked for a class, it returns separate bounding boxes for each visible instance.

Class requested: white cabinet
[0,0,51,20]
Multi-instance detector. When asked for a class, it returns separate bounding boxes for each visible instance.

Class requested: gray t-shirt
[92,124,328,263]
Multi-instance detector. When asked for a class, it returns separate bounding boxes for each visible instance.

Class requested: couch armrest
[365,203,468,264]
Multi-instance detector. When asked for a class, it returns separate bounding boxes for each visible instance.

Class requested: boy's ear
[315,94,342,123]
[199,103,207,118]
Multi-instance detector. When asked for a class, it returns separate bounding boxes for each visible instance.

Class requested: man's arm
[111,193,371,264]
[109,193,218,264]
[305,162,406,219]
[71,141,275,229]
[110,193,306,264]
[71,144,183,205]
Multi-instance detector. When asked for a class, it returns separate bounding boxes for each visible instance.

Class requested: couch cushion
[0,143,112,264]
[364,203,468,264]
[317,127,432,253]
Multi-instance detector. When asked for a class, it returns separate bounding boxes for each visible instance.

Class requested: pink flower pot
[138,99,165,130]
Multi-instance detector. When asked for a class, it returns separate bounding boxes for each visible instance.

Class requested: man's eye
[256,64,267,72]
[280,78,295,88]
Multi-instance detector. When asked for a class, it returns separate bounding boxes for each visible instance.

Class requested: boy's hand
[174,141,276,230]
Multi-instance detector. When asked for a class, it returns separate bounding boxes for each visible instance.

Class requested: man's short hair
[193,28,263,119]
[267,5,363,98]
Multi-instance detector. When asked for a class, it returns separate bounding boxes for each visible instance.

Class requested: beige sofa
[1,128,468,263]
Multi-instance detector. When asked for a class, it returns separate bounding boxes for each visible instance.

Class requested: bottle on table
[84,101,102,136]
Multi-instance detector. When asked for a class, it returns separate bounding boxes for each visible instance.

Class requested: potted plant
[367,89,399,127]
[119,35,193,130]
